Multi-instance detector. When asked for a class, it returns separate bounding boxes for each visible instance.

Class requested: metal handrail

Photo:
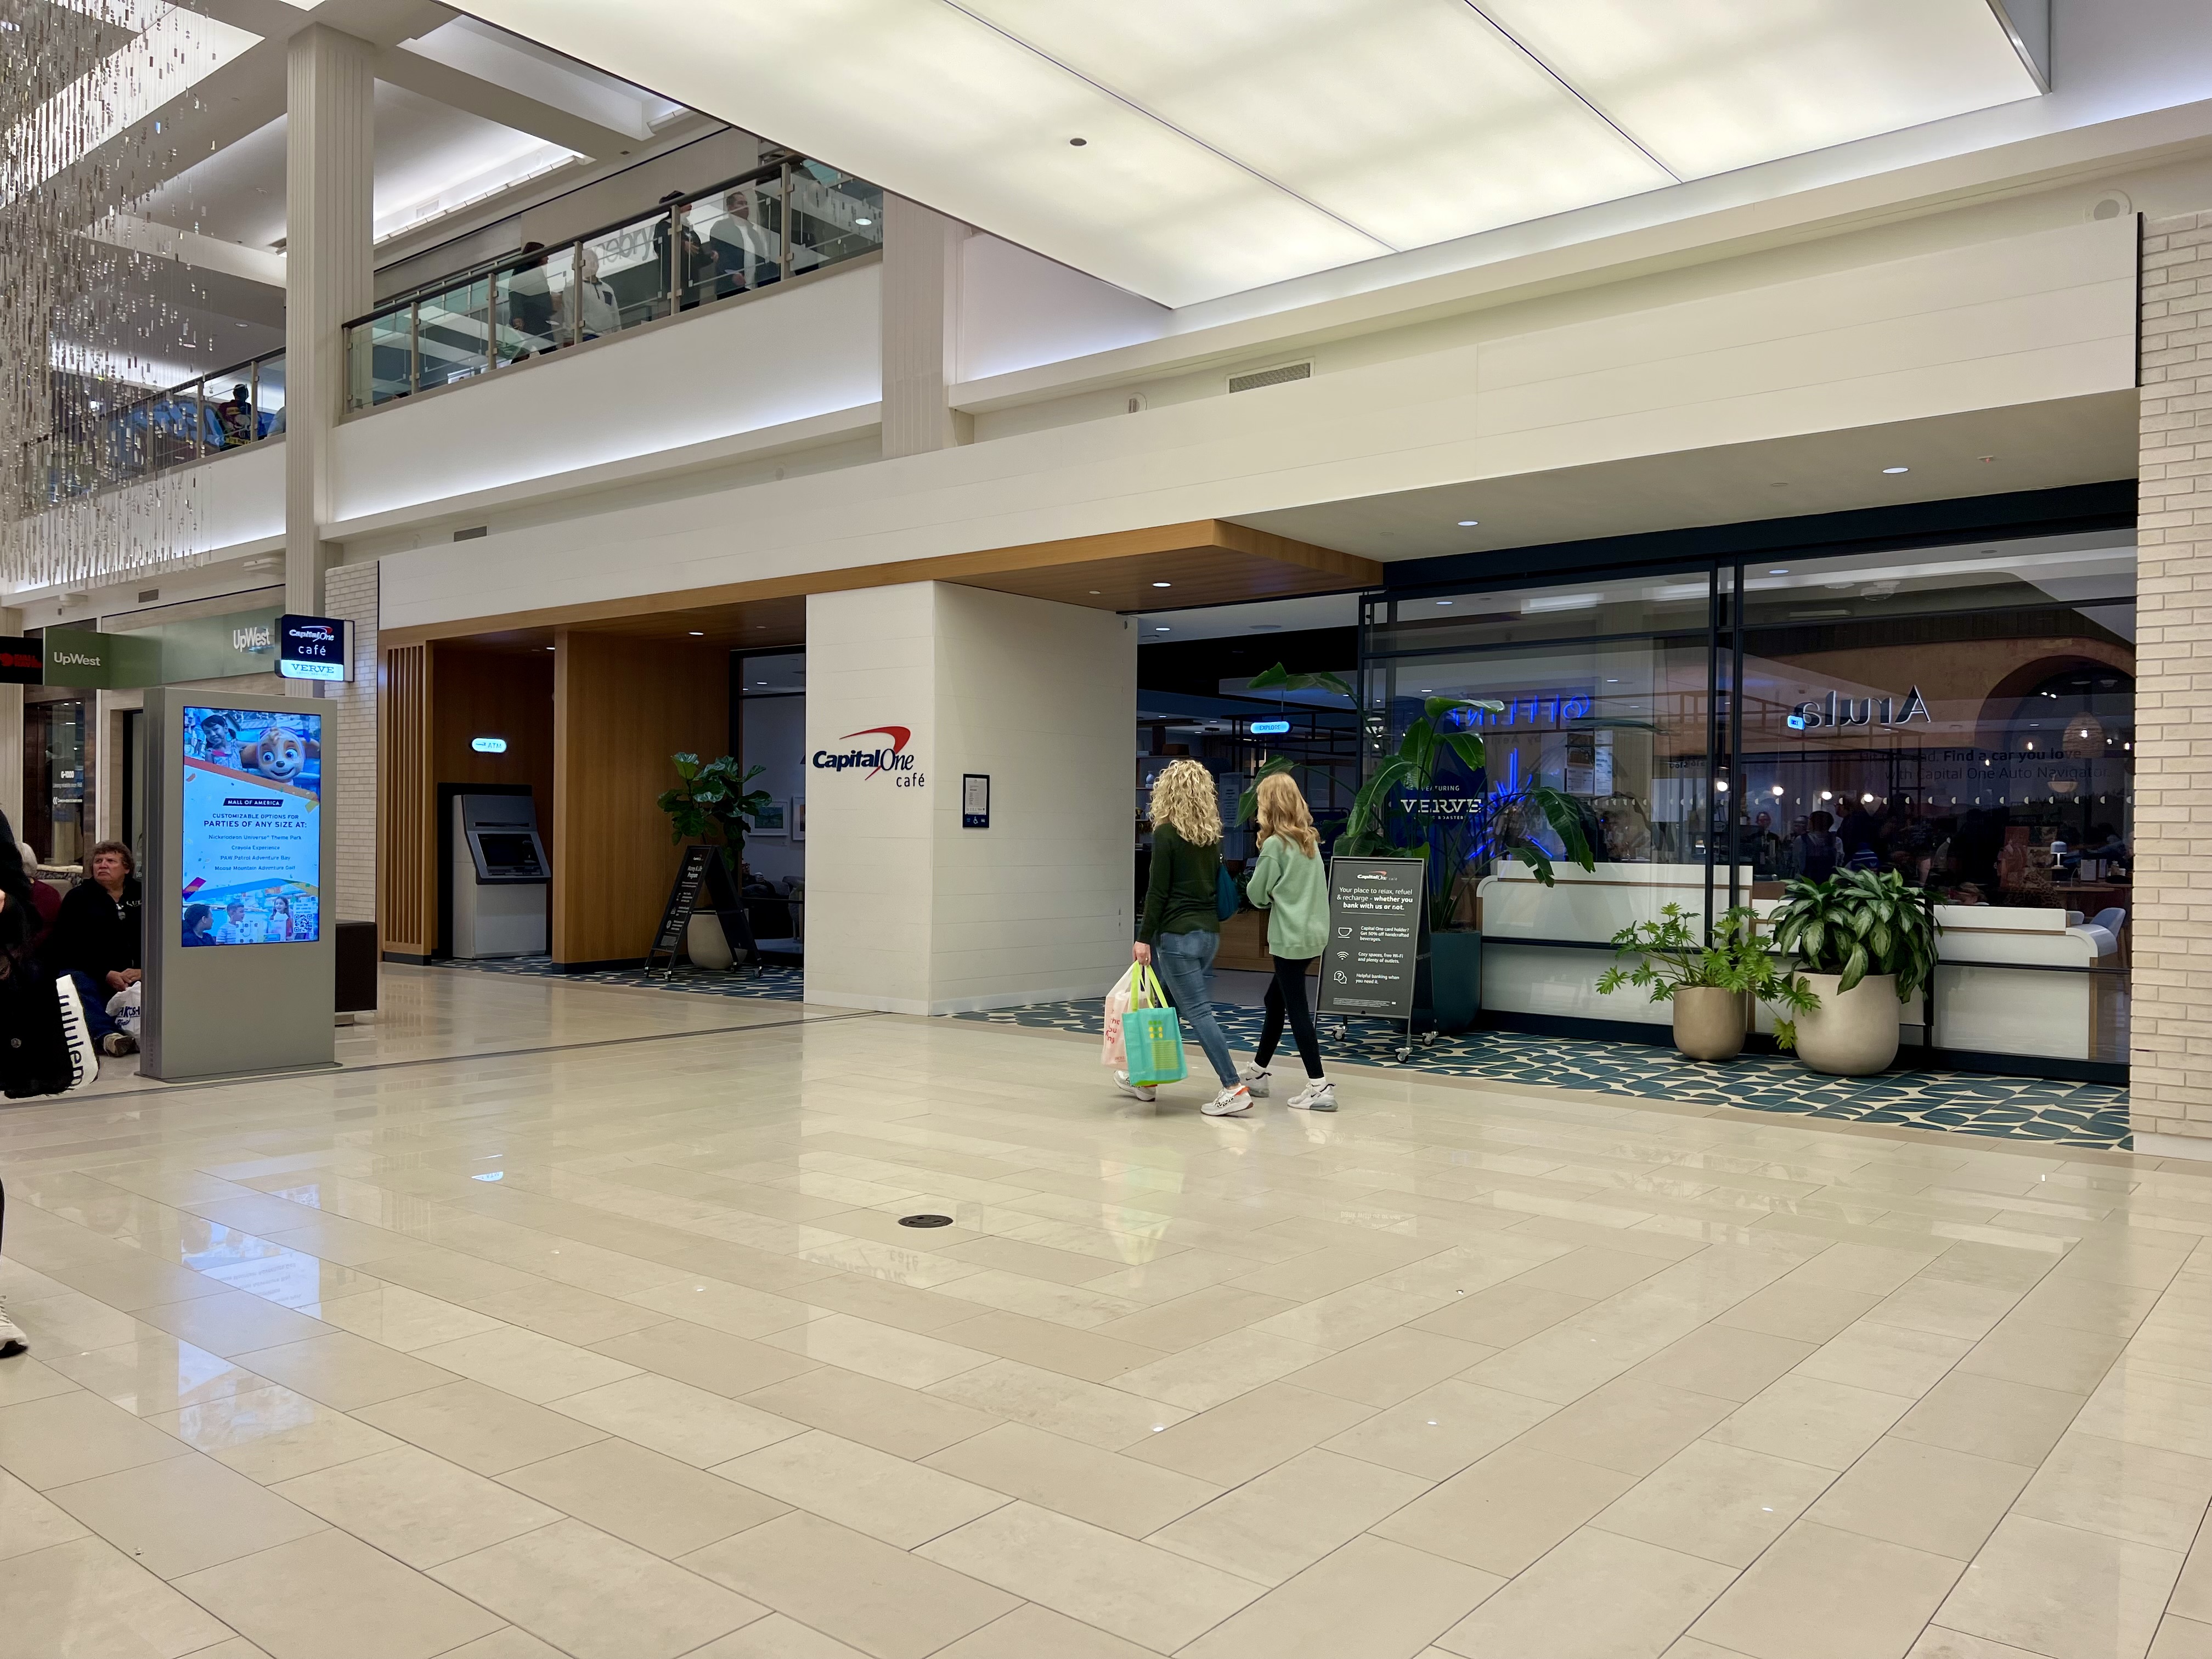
[342,152,882,413]
[20,347,286,512]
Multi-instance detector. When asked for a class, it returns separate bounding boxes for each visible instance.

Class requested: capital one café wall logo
[812,726,926,788]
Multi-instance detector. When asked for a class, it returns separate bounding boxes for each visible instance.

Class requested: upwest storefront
[1364,515,2136,1082]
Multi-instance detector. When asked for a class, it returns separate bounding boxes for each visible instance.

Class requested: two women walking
[1123,759,1333,1116]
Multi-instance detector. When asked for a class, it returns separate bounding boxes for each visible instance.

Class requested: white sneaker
[1114,1071,1158,1103]
[0,1302,26,1359]
[1238,1064,1271,1098]
[1287,1080,1336,1112]
[1202,1085,1253,1117]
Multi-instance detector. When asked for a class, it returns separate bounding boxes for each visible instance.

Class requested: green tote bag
[1121,965,1187,1087]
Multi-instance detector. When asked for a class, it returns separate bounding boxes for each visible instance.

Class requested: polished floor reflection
[2,966,2209,1659]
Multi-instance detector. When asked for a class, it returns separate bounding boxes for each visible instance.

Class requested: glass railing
[344,155,884,411]
[22,350,285,510]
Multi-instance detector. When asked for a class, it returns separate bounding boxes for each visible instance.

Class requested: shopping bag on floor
[1121,966,1187,1087]
[1102,965,1140,1068]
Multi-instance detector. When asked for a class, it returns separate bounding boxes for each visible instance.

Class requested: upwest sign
[1786,687,1932,731]
[812,725,925,787]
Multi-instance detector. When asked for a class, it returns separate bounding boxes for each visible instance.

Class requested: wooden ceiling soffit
[380,520,1375,648]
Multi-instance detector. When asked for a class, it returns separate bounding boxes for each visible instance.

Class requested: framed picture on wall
[751,798,788,837]
[792,799,805,842]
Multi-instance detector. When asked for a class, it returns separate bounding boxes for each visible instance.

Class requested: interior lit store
[1361,533,2134,1080]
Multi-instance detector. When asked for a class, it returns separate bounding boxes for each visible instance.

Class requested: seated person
[217,383,253,447]
[46,839,142,1056]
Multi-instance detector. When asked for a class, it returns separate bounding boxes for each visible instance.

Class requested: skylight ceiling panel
[1479,0,2042,180]
[461,0,1380,304]
[960,0,1675,249]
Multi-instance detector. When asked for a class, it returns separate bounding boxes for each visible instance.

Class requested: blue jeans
[66,973,124,1046]
[1152,930,1239,1088]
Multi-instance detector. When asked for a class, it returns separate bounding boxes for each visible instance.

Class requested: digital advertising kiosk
[140,687,336,1081]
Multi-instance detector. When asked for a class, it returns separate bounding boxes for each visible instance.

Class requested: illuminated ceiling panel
[462,0,2044,306]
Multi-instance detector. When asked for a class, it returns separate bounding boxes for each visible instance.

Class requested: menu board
[1317,857,1426,1022]
[179,706,321,946]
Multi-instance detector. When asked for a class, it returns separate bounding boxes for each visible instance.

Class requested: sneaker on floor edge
[1288,1080,1336,1112]
[1203,1085,1253,1117]
[0,1303,25,1359]
[101,1031,137,1057]
[1237,1063,1271,1098]
[1114,1070,1158,1103]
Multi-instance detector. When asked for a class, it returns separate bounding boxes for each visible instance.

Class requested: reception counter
[1474,864,2118,1063]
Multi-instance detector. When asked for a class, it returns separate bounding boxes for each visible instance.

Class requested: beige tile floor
[3,964,2212,1658]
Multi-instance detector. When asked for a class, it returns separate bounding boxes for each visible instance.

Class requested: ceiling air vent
[453,526,488,541]
[1227,361,1311,394]
[137,588,159,602]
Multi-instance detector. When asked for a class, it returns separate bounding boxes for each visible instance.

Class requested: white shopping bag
[1101,964,1139,1068]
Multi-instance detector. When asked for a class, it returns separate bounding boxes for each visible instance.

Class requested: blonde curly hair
[1147,758,1222,847]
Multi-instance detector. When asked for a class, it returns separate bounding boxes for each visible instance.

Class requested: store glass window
[1361,534,2133,1075]
[22,697,88,868]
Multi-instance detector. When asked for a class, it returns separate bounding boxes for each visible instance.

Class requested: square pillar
[805,583,1135,1014]
[2132,210,2212,1155]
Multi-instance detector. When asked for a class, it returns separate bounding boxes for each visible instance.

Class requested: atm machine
[453,793,549,957]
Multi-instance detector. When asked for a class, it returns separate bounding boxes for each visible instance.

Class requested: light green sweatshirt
[1245,834,1328,959]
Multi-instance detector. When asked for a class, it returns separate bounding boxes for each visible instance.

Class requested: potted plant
[1240,665,1595,1032]
[1767,867,1940,1075]
[1596,904,1818,1062]
[656,753,772,968]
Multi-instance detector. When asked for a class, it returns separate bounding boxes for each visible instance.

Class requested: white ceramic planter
[685,912,735,970]
[1672,987,1750,1062]
[1793,972,1900,1076]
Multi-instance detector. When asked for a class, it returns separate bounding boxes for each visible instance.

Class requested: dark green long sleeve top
[1139,823,1222,944]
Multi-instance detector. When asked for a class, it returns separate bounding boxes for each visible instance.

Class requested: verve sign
[812,726,925,787]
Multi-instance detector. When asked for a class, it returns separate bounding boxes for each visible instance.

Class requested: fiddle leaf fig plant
[1768,867,1940,999]
[657,753,772,874]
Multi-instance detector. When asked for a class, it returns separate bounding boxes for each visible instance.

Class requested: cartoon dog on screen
[193,710,317,782]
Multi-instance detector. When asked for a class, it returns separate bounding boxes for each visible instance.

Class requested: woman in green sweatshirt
[1239,772,1335,1110]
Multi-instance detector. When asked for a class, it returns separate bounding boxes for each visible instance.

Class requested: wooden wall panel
[431,644,557,851]
[378,642,433,958]
[551,631,727,967]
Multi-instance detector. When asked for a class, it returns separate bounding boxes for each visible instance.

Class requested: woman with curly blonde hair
[1126,759,1249,1115]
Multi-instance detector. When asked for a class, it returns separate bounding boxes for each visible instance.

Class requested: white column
[804,583,1135,1014]
[879,195,972,459]
[283,26,374,631]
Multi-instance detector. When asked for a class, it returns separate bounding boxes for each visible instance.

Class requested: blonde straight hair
[1255,771,1320,858]
[1148,758,1222,847]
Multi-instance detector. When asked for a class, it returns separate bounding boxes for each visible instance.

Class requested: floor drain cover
[899,1214,955,1228]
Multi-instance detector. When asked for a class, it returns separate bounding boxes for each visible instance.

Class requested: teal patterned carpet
[950,996,2131,1150]
[443,956,805,1001]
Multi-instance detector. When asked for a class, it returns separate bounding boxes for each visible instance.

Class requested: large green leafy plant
[1768,867,1940,999]
[1598,902,1818,1017]
[656,754,773,873]
[1237,663,1594,930]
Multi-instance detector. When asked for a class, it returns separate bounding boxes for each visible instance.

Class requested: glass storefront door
[1362,533,2134,1077]
[22,698,87,868]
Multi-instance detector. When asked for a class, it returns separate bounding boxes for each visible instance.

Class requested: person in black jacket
[48,841,141,1054]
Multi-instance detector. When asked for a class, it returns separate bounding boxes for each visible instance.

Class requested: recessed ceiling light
[545,646,555,651]
[1881,465,1909,474]
[1768,568,1788,574]
[1457,520,1478,527]
[1152,581,1171,588]
[687,630,704,636]
[1088,590,1101,595]
[855,217,872,226]
[1154,627,1170,633]
[756,680,767,686]
[1435,600,1453,607]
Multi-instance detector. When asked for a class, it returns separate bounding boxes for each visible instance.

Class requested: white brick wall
[2133,213,2212,1142]
[325,560,379,925]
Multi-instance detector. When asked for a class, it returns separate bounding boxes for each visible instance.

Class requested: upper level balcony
[344,154,883,411]
[22,351,286,512]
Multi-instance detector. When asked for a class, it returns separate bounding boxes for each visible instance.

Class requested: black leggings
[1254,954,1323,1079]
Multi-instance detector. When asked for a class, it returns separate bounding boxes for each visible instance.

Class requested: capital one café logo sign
[812,726,926,788]
[1786,687,1932,731]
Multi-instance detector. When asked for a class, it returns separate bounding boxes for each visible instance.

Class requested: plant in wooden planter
[1596,904,1818,1062]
